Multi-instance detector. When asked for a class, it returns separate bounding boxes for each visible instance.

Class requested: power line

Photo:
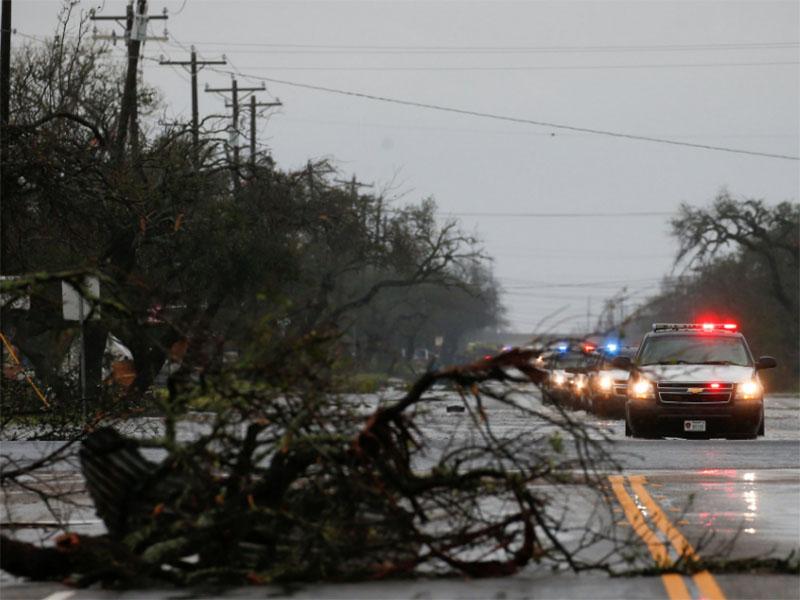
[433,210,674,218]
[161,39,800,53]
[13,31,795,160]
[205,67,800,161]
[205,61,799,72]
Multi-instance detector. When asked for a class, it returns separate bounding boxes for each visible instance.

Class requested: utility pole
[91,1,168,161]
[1,0,11,206]
[334,174,374,226]
[159,46,226,164]
[1,0,10,128]
[242,94,282,170]
[586,297,592,333]
[206,77,264,185]
[334,174,374,200]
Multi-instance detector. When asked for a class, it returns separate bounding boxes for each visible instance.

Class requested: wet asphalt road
[1,390,798,599]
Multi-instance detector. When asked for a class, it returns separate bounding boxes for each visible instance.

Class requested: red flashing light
[710,383,721,389]
[702,323,714,332]
[723,323,738,330]
[583,344,596,353]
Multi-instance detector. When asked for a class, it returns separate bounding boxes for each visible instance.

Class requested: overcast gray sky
[13,0,800,332]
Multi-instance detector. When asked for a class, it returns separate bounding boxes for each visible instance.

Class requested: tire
[758,407,765,437]
[624,417,632,437]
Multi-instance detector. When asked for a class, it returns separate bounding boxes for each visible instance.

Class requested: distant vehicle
[585,344,637,417]
[539,342,595,410]
[614,323,775,439]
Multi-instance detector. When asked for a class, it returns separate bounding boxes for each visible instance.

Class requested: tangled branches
[1,347,625,587]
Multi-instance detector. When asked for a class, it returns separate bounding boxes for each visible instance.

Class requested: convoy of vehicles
[585,344,637,417]
[538,342,595,410]
[530,322,776,439]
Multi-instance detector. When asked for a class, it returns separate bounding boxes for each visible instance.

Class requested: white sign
[62,277,100,321]
[131,13,149,42]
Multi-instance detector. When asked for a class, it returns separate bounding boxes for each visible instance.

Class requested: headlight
[736,379,762,400]
[630,378,655,399]
[574,377,585,390]
[552,372,566,386]
[598,374,613,391]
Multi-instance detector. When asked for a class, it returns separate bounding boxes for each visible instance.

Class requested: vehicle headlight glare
[599,374,613,391]
[737,380,761,399]
[552,373,566,386]
[574,378,585,389]
[631,378,654,399]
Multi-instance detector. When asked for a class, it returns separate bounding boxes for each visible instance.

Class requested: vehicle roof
[645,329,744,338]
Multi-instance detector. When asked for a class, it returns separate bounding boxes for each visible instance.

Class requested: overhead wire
[203,66,799,161]
[14,30,797,160]
[433,210,674,218]
[211,61,799,72]
[159,40,800,53]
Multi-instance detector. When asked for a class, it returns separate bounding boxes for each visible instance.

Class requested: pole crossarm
[159,47,226,163]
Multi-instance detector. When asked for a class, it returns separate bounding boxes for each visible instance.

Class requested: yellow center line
[608,474,691,600]
[629,475,727,600]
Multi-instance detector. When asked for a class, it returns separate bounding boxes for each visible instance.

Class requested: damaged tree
[1,345,625,586]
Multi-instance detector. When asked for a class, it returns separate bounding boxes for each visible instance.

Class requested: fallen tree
[0,346,626,587]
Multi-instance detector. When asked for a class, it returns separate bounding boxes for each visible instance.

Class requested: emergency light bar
[652,322,738,332]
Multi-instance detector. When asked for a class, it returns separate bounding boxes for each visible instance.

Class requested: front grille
[613,381,627,396]
[657,382,732,404]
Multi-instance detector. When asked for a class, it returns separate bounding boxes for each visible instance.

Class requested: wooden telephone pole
[159,46,226,165]
[1,0,11,204]
[205,77,265,184]
[91,1,168,161]
[242,94,282,170]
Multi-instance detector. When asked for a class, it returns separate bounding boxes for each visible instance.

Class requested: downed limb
[1,348,622,586]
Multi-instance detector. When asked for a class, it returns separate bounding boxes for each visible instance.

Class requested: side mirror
[755,356,777,370]
[611,356,632,370]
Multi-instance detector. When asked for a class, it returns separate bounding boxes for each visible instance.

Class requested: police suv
[613,323,776,439]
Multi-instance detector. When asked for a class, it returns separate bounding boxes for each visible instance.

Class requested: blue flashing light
[557,343,568,353]
[605,342,619,353]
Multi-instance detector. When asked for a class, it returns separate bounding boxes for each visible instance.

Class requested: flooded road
[2,390,798,598]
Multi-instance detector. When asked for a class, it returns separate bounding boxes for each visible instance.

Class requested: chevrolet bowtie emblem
[688,387,704,394]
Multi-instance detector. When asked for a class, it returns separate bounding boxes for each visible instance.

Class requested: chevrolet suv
[613,323,776,439]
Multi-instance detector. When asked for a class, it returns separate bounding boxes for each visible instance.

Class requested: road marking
[629,475,727,600]
[42,592,76,600]
[608,475,691,599]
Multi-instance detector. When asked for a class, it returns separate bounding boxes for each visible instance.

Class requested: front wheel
[758,406,765,436]
[624,417,632,437]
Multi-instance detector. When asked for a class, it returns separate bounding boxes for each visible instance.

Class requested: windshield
[638,335,751,366]
[553,353,587,369]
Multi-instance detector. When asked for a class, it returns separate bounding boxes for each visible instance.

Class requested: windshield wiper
[640,360,692,366]
[698,360,741,366]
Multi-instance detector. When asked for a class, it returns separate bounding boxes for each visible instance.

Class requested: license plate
[684,420,706,432]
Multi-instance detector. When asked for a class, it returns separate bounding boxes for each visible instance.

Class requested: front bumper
[627,398,762,437]
[545,385,572,404]
[594,391,627,415]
